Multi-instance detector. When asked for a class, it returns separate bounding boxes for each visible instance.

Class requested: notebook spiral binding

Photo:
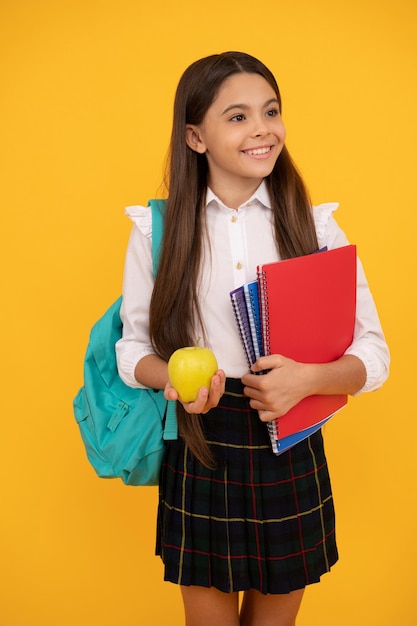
[256,270,279,450]
[258,269,271,357]
[243,281,264,360]
[230,288,256,367]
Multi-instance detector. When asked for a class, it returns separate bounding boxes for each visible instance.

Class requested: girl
[116,52,390,626]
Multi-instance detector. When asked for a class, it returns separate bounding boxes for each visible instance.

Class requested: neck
[208,177,263,210]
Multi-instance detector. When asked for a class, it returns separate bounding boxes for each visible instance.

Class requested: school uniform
[116,181,389,594]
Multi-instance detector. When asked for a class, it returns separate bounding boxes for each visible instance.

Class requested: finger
[257,409,280,422]
[164,384,179,401]
[250,356,271,372]
[215,369,226,389]
[241,372,262,389]
[208,370,226,399]
[209,373,222,396]
[183,386,209,414]
[253,354,286,372]
[247,395,268,411]
[242,383,266,401]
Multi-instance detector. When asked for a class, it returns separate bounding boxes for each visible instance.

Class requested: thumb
[251,355,273,373]
[258,409,278,423]
[250,360,262,373]
[164,384,178,401]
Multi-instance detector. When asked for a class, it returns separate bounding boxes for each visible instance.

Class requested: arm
[115,214,158,389]
[242,208,390,422]
[116,211,226,411]
[134,353,169,390]
[318,210,390,394]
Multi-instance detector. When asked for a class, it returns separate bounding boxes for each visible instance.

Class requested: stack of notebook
[230,244,357,455]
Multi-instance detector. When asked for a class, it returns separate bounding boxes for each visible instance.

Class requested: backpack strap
[149,199,166,278]
[148,198,178,442]
[163,401,178,441]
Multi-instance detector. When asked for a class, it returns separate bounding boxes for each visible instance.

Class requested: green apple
[168,345,218,403]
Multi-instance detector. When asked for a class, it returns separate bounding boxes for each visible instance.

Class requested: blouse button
[236,262,243,270]
[231,215,237,222]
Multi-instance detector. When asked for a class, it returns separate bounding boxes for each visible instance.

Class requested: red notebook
[257,244,357,439]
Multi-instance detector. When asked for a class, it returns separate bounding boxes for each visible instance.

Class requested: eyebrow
[221,98,280,116]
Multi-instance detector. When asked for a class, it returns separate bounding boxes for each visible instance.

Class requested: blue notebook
[243,280,264,360]
[230,286,257,367]
[268,414,332,455]
[230,283,279,451]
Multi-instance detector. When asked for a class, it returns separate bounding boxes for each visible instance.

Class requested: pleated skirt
[156,378,338,594]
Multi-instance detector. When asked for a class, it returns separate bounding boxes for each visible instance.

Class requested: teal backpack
[73,199,177,486]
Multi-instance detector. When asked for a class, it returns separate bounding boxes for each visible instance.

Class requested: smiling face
[185,72,286,204]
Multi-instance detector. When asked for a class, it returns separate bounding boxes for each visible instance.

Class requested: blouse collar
[206,180,271,211]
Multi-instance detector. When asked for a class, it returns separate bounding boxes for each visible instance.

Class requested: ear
[185,124,207,154]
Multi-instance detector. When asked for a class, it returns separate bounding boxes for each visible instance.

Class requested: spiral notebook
[231,283,279,449]
[230,281,332,454]
[230,286,257,367]
[230,255,345,455]
[257,244,357,440]
[243,281,264,360]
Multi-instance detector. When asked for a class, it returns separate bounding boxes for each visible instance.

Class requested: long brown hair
[149,52,319,467]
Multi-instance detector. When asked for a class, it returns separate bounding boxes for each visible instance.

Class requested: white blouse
[115,181,390,394]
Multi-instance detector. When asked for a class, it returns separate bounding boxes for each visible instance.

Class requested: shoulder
[125,204,153,239]
[312,202,340,246]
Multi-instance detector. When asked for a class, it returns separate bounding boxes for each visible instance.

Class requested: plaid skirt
[156,379,338,594]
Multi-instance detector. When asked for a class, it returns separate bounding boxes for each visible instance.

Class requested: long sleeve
[314,204,390,394]
[115,208,156,388]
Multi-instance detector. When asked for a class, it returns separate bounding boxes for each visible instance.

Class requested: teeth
[245,147,271,155]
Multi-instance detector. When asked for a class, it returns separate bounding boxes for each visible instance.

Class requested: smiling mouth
[242,146,273,156]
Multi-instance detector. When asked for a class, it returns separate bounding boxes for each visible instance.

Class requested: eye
[230,113,246,122]
[266,108,279,117]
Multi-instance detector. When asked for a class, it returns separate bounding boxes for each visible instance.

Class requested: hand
[164,369,226,414]
[241,355,312,422]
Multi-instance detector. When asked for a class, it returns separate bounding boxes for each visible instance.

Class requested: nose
[251,116,268,137]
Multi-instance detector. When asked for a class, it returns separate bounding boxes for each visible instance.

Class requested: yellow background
[1,0,416,624]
